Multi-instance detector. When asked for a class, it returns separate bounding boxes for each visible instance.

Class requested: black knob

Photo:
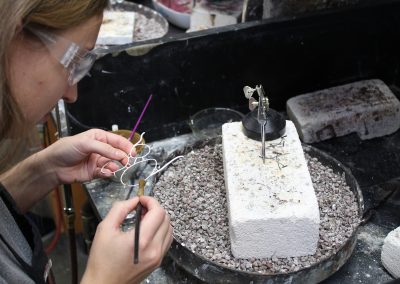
[242,108,286,141]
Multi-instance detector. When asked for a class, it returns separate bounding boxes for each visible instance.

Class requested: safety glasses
[26,25,99,86]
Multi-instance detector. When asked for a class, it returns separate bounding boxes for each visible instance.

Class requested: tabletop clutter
[287,78,400,279]
[96,2,168,46]
[93,79,400,280]
[152,80,400,280]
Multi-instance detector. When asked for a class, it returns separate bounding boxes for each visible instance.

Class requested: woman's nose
[62,84,78,103]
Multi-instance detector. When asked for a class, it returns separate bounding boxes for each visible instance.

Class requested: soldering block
[96,11,135,45]
[222,121,320,258]
[381,226,400,278]
[286,79,400,143]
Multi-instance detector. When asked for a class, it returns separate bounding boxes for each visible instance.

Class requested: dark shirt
[0,183,50,283]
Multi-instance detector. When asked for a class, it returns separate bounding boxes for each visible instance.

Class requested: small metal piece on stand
[242,85,286,163]
[256,85,269,163]
[54,100,78,284]
[261,121,266,163]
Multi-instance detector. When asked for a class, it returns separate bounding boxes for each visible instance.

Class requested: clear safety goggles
[26,25,99,86]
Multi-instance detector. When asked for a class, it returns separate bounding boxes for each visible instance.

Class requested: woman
[0,1,173,283]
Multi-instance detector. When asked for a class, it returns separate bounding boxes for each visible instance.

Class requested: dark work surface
[67,0,400,142]
[313,133,400,284]
[310,130,400,283]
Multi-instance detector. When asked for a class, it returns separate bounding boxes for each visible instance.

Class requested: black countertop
[313,132,400,283]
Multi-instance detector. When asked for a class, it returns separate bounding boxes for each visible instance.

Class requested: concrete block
[222,121,320,258]
[286,79,400,143]
[381,226,400,278]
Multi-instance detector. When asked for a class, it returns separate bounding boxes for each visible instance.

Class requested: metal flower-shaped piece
[243,84,270,163]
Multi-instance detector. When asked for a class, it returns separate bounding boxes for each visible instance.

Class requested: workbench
[83,131,399,283]
[66,1,400,282]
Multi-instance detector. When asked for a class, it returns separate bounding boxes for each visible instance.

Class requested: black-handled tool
[134,179,146,264]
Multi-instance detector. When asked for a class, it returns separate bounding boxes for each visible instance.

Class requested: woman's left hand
[42,128,134,185]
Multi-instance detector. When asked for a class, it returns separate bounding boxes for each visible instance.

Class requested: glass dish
[189,107,244,139]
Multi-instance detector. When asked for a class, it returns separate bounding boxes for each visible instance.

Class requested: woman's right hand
[81,196,173,284]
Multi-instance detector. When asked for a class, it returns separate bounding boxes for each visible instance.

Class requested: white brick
[222,121,320,258]
[381,226,400,278]
[287,79,400,143]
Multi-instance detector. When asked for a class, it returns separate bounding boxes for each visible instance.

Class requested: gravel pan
[153,137,364,283]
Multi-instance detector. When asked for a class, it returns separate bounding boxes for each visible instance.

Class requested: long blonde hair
[0,0,108,173]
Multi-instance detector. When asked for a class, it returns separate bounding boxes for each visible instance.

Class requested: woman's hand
[42,128,134,185]
[81,196,173,284]
[0,128,135,212]
[0,129,135,212]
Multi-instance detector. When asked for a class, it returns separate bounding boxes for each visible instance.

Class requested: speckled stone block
[286,79,400,143]
[381,226,400,278]
[222,121,320,258]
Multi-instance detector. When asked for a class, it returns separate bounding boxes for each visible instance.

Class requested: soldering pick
[128,94,153,141]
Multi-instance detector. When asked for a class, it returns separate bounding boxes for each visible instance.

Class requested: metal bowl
[105,1,169,42]
[153,138,364,283]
